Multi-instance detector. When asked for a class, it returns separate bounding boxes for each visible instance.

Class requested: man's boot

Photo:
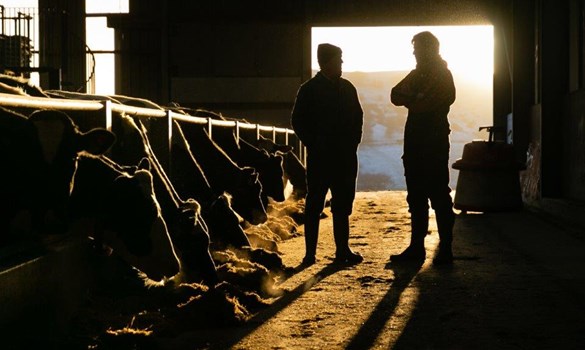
[333,214,363,264]
[390,212,428,263]
[302,213,320,265]
[433,209,455,265]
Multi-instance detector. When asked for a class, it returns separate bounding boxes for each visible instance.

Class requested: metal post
[235,120,240,143]
[102,100,112,131]
[166,110,173,177]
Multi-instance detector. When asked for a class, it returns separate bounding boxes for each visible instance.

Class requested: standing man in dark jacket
[291,43,364,265]
[390,31,456,265]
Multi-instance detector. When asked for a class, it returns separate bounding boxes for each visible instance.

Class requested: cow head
[239,138,286,203]
[205,192,250,250]
[104,163,181,281]
[0,108,115,237]
[255,136,307,200]
[260,151,286,202]
[256,135,294,155]
[170,199,218,284]
[230,167,268,225]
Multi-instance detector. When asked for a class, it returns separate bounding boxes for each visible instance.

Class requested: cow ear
[275,145,294,155]
[241,167,259,184]
[81,129,116,155]
[248,170,259,185]
[138,157,151,171]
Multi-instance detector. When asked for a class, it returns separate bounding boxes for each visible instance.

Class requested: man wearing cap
[291,43,364,265]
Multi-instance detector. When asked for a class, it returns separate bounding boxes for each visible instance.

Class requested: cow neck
[182,122,239,177]
[171,120,216,205]
[136,121,183,211]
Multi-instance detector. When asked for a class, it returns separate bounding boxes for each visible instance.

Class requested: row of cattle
[0,88,307,289]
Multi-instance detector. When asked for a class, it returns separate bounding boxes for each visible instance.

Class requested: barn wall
[565,90,585,201]
[562,1,585,201]
[513,0,585,202]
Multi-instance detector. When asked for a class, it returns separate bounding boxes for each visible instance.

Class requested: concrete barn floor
[159,190,585,350]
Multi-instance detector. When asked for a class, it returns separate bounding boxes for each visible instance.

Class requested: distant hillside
[338,70,493,190]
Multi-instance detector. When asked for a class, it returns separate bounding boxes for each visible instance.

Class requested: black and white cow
[177,119,268,225]
[0,107,114,242]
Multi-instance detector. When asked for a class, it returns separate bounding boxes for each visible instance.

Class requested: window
[85,0,128,94]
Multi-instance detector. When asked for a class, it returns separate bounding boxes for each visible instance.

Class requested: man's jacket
[291,72,363,153]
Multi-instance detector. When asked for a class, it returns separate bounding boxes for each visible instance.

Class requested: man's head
[412,31,440,64]
[318,43,343,79]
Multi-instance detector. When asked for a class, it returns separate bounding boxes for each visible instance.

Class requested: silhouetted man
[291,43,364,265]
[390,31,456,265]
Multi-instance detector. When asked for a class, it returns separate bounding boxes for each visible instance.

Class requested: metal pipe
[0,92,298,146]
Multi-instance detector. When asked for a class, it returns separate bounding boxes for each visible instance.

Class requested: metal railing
[0,92,305,169]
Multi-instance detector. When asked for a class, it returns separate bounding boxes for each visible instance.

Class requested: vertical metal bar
[102,99,112,131]
[272,126,276,142]
[167,110,173,177]
[235,120,240,143]
[167,110,173,154]
[298,138,303,162]
[207,117,213,138]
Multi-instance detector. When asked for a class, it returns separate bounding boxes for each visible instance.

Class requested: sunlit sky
[313,26,493,85]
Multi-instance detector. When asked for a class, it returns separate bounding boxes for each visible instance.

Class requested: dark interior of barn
[0,0,584,348]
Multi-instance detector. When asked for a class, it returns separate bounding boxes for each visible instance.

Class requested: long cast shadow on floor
[205,262,350,350]
[344,261,423,350]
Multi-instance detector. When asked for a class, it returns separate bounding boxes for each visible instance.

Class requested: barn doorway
[311,26,494,191]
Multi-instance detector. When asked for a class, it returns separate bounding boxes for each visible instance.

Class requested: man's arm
[291,85,315,148]
[391,71,417,107]
[351,85,364,146]
[407,69,455,113]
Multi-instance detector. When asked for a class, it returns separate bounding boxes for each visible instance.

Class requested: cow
[176,119,268,225]
[0,107,114,243]
[135,151,218,285]
[110,115,290,288]
[191,109,285,203]
[207,124,286,206]
[256,134,308,200]
[106,114,218,284]
[109,113,249,251]
[170,119,251,250]
[0,73,49,97]
[69,154,184,283]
